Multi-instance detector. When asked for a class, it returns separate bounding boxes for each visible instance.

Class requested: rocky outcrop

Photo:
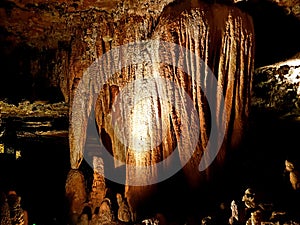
[65,169,87,219]
[0,0,174,103]
[268,0,300,20]
[252,58,300,117]
[89,156,106,213]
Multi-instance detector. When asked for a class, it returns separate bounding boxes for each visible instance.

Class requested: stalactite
[124,2,255,217]
[68,1,254,221]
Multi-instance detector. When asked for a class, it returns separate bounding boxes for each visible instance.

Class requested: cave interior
[0,0,300,224]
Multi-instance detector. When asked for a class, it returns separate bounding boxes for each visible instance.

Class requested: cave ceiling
[0,0,300,104]
[0,0,299,50]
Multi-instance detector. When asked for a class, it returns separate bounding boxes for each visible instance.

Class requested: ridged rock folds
[67,0,254,220]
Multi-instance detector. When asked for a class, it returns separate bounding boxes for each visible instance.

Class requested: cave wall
[0,0,174,103]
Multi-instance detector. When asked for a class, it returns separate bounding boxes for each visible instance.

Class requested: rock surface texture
[253,58,300,117]
[2,0,300,223]
[66,1,255,221]
[0,0,256,221]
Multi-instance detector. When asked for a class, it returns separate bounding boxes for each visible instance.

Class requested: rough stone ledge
[252,57,300,119]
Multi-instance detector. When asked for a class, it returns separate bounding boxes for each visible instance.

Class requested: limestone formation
[0,0,255,220]
[89,156,106,212]
[246,210,262,225]
[9,0,300,223]
[116,193,131,223]
[65,0,254,220]
[242,188,257,209]
[124,2,254,216]
[65,169,87,218]
[6,191,28,225]
[98,198,114,224]
[229,200,239,224]
[285,159,300,191]
[252,58,300,116]
[0,193,12,225]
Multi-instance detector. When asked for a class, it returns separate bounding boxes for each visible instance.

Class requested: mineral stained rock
[1,0,256,221]
[252,58,300,117]
[65,169,87,217]
[68,0,254,219]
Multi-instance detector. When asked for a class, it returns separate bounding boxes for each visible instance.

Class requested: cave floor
[1,106,300,225]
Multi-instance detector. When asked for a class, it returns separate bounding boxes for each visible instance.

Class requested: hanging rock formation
[67,0,255,221]
[0,0,258,222]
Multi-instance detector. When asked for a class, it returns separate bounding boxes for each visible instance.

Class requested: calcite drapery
[68,0,254,220]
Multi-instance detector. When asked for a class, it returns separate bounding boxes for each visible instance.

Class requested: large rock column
[68,1,254,221]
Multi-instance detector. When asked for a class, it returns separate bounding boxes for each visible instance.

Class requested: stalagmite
[65,169,87,218]
[89,156,107,212]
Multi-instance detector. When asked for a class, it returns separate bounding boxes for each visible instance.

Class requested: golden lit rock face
[0,0,174,49]
[131,3,254,216]
[154,1,254,173]
[67,1,254,219]
[65,169,87,215]
[1,0,257,221]
[0,0,174,103]
[69,2,254,169]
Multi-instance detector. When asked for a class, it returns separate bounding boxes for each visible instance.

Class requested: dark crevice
[236,0,300,67]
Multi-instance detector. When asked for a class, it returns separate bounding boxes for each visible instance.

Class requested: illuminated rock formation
[65,169,87,219]
[1,0,300,223]
[7,0,300,222]
[67,0,255,220]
